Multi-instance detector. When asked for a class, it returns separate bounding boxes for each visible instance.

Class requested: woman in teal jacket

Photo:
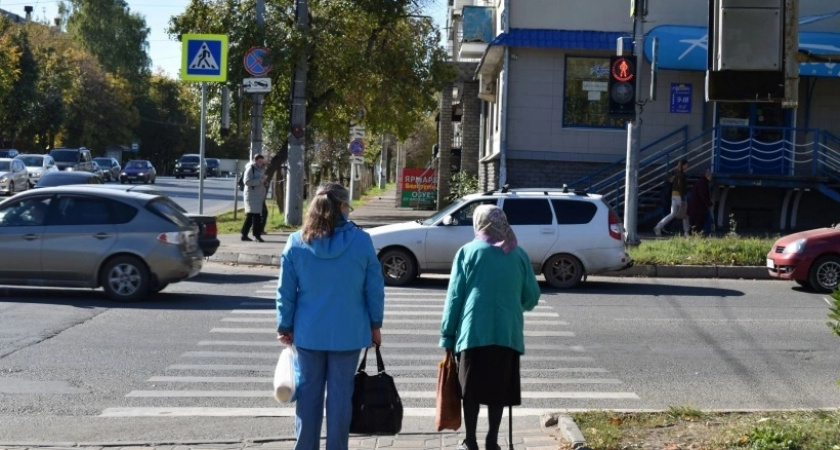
[440,205,540,450]
[277,182,385,450]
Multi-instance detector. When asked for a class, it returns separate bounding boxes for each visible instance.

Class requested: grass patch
[627,234,778,266]
[215,183,397,234]
[561,409,840,450]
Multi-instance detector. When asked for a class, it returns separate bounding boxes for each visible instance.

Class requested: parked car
[0,149,20,158]
[368,186,632,288]
[91,160,106,181]
[15,154,58,187]
[49,147,94,172]
[35,171,103,188]
[120,160,157,184]
[93,157,122,181]
[766,224,840,293]
[0,158,30,196]
[93,184,220,257]
[174,154,206,179]
[0,186,203,301]
[206,158,221,177]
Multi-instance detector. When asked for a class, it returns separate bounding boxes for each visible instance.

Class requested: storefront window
[563,56,628,129]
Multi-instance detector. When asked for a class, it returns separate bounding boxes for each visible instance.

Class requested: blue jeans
[294,347,360,450]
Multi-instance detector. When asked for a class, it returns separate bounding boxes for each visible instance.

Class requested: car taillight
[204,222,217,237]
[158,231,185,245]
[608,210,622,240]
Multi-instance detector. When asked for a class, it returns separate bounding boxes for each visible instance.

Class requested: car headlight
[66,167,74,171]
[176,164,181,168]
[782,238,806,254]
[121,172,127,176]
[138,172,146,176]
[0,176,7,182]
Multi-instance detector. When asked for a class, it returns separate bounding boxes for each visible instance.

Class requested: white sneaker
[654,227,662,236]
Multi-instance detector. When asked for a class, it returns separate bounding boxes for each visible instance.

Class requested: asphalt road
[1,264,839,444]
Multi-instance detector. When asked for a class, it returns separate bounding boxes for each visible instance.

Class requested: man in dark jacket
[688,169,713,235]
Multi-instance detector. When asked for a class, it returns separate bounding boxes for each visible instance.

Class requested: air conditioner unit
[478,73,497,103]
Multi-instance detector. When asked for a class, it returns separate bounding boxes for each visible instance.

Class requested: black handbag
[349,344,403,435]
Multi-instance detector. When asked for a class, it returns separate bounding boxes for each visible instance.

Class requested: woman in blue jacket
[440,205,541,450]
[277,182,385,450]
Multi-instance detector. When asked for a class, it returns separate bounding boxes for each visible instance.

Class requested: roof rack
[480,184,590,196]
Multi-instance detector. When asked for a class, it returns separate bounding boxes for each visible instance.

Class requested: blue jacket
[440,240,540,354]
[276,220,385,351]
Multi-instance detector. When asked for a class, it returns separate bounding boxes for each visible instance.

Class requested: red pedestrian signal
[609,56,636,115]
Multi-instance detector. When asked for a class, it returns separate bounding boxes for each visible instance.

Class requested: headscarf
[473,204,518,254]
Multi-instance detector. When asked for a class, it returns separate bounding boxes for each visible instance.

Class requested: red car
[766,226,840,293]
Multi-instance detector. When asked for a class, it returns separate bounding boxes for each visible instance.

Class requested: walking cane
[508,404,514,450]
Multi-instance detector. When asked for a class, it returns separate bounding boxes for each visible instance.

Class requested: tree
[168,0,454,178]
[60,0,151,88]
[0,18,21,116]
[0,26,38,149]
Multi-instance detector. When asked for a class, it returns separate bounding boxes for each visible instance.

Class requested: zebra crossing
[100,285,639,418]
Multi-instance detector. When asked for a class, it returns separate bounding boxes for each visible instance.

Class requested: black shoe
[241,236,253,242]
[485,443,501,450]
[255,236,265,243]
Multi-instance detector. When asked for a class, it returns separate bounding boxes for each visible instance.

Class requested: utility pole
[379,134,387,188]
[285,0,308,226]
[623,0,645,246]
[249,0,265,161]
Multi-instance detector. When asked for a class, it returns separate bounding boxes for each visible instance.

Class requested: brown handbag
[435,350,462,431]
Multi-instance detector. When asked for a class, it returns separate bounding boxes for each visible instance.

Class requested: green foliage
[746,426,801,450]
[627,235,776,266]
[0,17,21,107]
[446,173,480,203]
[828,290,840,339]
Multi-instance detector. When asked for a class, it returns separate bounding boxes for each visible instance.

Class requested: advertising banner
[400,168,437,208]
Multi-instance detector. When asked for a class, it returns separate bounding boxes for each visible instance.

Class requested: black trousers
[241,213,262,237]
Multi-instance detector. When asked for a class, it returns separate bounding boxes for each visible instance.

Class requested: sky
[1,0,448,78]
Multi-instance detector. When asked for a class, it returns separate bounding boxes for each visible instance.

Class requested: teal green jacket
[439,240,541,354]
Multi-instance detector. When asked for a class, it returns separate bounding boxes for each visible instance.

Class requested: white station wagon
[368,187,633,288]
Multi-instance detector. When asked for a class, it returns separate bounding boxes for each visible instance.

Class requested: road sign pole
[250,0,265,163]
[285,0,308,226]
[199,82,207,214]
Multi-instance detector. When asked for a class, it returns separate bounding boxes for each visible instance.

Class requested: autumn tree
[60,0,151,88]
[168,0,453,178]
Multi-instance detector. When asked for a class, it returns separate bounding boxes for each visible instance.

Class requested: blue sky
[3,0,448,78]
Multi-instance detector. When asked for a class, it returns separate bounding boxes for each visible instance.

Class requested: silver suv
[368,186,632,288]
[50,147,94,172]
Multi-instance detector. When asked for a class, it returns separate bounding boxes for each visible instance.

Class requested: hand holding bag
[273,345,299,403]
[349,345,403,435]
[435,350,461,431]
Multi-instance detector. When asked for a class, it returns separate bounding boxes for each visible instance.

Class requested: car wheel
[379,248,417,286]
[543,253,584,289]
[151,177,156,184]
[100,255,151,302]
[808,255,840,293]
[7,181,13,195]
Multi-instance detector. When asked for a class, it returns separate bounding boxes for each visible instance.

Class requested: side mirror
[442,215,458,226]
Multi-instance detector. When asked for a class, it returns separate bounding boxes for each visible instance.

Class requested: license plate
[766,258,775,269]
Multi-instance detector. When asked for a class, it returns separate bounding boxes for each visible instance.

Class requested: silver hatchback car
[0,186,203,301]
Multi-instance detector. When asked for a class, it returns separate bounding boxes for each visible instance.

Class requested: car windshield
[51,150,80,162]
[421,197,469,225]
[180,156,199,164]
[125,161,145,169]
[17,156,43,167]
[0,150,16,158]
[94,158,112,167]
[0,161,10,171]
[207,160,219,167]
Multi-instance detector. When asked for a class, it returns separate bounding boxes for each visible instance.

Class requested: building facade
[440,0,840,231]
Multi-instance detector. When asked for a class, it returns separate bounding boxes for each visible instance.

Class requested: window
[450,200,497,227]
[551,199,597,224]
[0,197,52,227]
[563,56,628,129]
[502,199,553,225]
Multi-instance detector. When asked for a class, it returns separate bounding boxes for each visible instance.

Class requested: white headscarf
[473,204,518,253]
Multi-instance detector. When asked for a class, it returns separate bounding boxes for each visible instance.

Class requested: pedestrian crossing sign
[181,34,228,82]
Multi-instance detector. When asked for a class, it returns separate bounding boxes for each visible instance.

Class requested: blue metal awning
[490,29,632,51]
[644,25,840,77]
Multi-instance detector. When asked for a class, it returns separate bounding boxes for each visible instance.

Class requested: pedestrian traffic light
[608,55,636,115]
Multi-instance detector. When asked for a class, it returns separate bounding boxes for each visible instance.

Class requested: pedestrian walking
[688,169,714,235]
[440,205,541,450]
[654,159,690,237]
[241,154,267,242]
[659,171,676,234]
[276,182,385,450]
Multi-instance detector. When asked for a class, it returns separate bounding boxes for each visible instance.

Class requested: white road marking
[100,407,575,418]
[125,390,638,399]
[166,364,610,373]
[147,376,622,385]
[210,328,573,337]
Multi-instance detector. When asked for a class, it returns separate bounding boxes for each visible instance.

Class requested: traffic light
[609,55,636,115]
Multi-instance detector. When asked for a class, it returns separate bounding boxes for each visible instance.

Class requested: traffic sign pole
[199,82,207,214]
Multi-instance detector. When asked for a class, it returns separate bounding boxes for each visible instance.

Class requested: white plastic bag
[273,345,298,403]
